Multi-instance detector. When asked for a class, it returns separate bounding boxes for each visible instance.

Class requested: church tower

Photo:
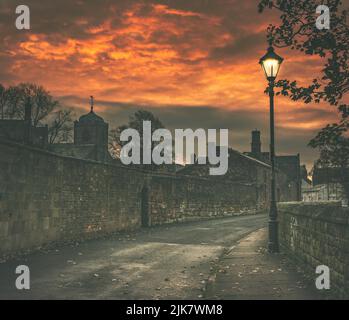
[74,96,109,162]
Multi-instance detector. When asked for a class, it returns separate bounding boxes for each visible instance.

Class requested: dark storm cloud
[210,32,266,61]
[290,107,337,121]
[0,0,268,61]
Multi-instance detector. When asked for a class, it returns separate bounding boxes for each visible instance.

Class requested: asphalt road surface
[0,214,267,300]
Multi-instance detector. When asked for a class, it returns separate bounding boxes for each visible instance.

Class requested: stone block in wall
[42,217,50,230]
[0,221,9,237]
[11,220,25,234]
[279,201,349,299]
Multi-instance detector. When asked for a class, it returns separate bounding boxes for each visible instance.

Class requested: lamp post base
[268,219,279,253]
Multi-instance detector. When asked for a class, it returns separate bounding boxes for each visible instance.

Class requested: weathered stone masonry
[149,174,258,226]
[0,139,261,258]
[0,139,144,257]
[279,202,349,298]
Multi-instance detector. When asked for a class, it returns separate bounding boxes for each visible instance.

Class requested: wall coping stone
[279,201,349,225]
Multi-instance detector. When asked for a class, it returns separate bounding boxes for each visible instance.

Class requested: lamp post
[259,44,284,253]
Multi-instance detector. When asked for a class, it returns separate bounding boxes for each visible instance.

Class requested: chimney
[24,97,32,123]
[251,130,261,155]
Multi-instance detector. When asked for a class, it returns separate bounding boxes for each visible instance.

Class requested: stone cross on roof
[90,96,94,112]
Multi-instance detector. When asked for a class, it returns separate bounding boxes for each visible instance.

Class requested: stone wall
[149,174,258,225]
[0,140,261,258]
[0,139,145,258]
[177,149,298,207]
[278,202,349,298]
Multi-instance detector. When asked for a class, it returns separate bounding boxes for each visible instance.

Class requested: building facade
[244,130,302,201]
[0,101,48,148]
[307,166,349,206]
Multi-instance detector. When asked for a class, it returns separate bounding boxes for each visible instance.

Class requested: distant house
[302,184,329,202]
[0,101,48,148]
[178,146,300,206]
[310,166,349,206]
[243,130,302,201]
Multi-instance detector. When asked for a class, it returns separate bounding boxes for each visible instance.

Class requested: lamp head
[259,46,284,81]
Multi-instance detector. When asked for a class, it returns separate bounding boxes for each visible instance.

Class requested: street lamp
[259,45,284,253]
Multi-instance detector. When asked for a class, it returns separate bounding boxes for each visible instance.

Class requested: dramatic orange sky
[0,0,343,168]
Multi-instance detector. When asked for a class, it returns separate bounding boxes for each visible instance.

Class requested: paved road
[0,214,267,300]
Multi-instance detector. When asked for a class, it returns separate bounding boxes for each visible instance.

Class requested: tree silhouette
[109,110,165,167]
[0,83,73,143]
[258,0,349,193]
[47,109,74,144]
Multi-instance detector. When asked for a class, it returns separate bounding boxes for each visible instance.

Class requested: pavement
[0,214,322,300]
[206,228,323,300]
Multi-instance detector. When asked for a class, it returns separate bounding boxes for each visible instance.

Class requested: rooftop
[78,111,105,124]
